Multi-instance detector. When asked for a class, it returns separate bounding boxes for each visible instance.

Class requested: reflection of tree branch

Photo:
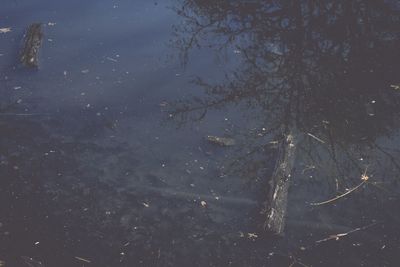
[374,143,400,172]
[170,0,400,234]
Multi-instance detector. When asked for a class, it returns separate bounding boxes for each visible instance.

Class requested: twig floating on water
[306,133,325,144]
[106,57,118,62]
[74,256,91,263]
[315,222,377,243]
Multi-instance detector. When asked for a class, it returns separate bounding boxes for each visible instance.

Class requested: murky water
[0,1,399,266]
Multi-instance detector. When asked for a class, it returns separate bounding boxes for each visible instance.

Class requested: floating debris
[247,233,258,239]
[310,167,369,206]
[159,101,169,107]
[74,256,91,263]
[21,256,44,266]
[106,56,118,62]
[0,27,11,33]
[310,181,367,206]
[316,223,377,243]
[307,133,325,144]
[390,84,400,90]
[206,135,235,146]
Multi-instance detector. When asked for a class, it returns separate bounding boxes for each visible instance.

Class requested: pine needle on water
[310,180,367,206]
[310,167,369,206]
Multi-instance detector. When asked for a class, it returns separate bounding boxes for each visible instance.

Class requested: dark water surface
[0,1,399,266]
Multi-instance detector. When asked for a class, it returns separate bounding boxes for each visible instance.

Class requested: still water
[0,0,399,266]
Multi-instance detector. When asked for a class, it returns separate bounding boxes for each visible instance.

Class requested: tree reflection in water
[170,0,400,264]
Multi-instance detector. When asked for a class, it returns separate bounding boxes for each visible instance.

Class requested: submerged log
[264,132,296,234]
[20,23,43,68]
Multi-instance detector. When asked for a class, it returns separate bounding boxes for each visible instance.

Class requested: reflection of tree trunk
[264,131,296,234]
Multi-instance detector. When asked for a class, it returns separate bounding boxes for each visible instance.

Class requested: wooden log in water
[20,23,43,68]
[264,131,296,235]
